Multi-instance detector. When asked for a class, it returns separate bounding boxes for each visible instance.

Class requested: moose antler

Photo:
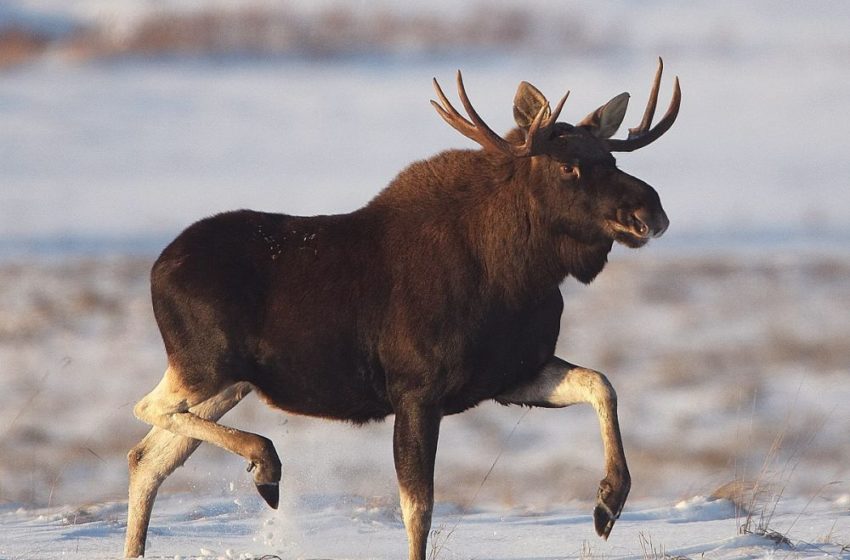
[431,70,568,158]
[606,58,681,153]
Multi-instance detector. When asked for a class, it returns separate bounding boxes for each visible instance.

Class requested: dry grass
[0,26,50,68]
[704,405,841,552]
[638,532,691,560]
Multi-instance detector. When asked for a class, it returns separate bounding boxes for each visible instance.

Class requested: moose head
[431,58,678,264]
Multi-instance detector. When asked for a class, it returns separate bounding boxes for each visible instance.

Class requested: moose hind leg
[498,357,631,539]
[125,382,252,558]
[133,367,282,506]
[392,403,441,560]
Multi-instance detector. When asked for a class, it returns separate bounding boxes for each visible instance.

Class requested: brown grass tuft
[0,26,50,68]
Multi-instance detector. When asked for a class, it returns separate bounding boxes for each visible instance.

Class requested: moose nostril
[630,213,649,236]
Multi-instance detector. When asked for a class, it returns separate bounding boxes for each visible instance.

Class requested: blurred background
[1,0,848,513]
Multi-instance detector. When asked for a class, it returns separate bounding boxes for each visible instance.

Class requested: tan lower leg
[399,487,433,560]
[497,359,630,538]
[133,371,277,480]
[124,382,252,558]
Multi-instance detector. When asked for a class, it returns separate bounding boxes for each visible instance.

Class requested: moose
[124,59,680,559]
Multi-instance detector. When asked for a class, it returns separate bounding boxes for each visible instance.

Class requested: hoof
[593,472,629,539]
[256,482,279,509]
[245,438,282,509]
[593,503,617,539]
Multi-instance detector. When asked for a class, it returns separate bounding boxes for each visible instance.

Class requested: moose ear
[513,81,551,129]
[578,92,630,139]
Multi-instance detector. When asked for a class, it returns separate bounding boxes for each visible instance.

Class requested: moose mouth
[607,209,668,248]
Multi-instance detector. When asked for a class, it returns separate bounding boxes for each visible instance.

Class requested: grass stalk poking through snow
[735,390,833,549]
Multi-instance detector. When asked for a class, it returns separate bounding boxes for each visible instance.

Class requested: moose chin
[124,58,680,560]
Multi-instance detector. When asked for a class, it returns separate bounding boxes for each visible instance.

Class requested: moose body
[125,60,680,559]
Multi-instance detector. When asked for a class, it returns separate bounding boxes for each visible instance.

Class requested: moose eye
[560,163,581,181]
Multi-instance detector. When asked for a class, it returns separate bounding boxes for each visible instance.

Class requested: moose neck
[369,148,614,310]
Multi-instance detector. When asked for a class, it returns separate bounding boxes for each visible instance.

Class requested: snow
[2,493,848,559]
[2,1,850,558]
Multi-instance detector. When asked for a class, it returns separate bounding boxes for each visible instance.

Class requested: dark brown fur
[152,143,647,422]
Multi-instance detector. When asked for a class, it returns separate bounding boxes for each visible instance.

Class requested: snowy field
[2,1,850,558]
[2,493,849,559]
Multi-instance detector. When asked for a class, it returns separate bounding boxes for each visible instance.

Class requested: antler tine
[519,90,568,155]
[431,71,569,157]
[520,100,553,153]
[454,71,519,156]
[608,58,681,153]
[431,72,512,154]
[431,77,477,138]
[546,91,570,130]
[629,57,663,138]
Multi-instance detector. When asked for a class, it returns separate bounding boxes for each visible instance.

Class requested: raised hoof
[593,473,629,540]
[245,439,282,509]
[256,482,279,509]
[593,503,617,540]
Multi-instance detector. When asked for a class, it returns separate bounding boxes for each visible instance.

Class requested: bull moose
[124,59,680,559]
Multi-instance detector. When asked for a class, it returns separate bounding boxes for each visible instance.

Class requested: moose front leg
[392,402,442,560]
[498,357,631,539]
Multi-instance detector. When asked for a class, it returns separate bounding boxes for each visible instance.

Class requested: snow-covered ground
[2,1,850,558]
[2,493,849,559]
